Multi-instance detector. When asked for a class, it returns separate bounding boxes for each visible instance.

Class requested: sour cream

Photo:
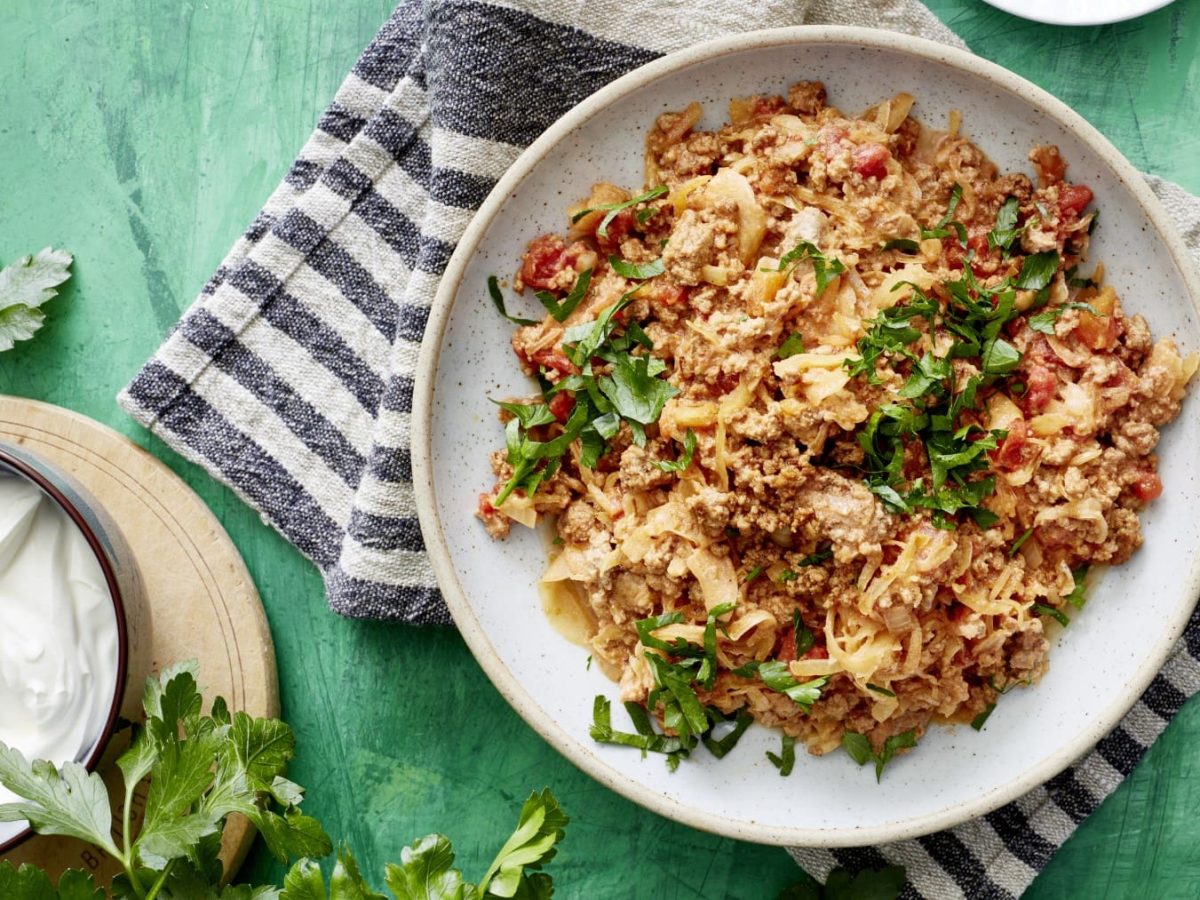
[0,472,119,804]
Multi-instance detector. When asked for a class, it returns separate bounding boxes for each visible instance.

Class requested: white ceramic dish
[414,27,1200,846]
[981,0,1175,26]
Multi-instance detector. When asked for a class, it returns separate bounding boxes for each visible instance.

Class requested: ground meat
[619,441,674,492]
[557,499,602,544]
[787,80,827,115]
[662,202,738,285]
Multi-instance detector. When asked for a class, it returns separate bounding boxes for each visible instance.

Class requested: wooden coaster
[0,396,277,884]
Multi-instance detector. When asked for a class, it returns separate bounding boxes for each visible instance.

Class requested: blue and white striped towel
[119,1,1200,896]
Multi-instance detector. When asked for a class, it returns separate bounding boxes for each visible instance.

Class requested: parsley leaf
[776,332,806,359]
[866,684,896,698]
[1065,565,1089,609]
[842,729,917,782]
[1015,251,1060,291]
[476,789,569,898]
[1009,526,1034,556]
[797,548,832,567]
[757,663,829,711]
[0,247,72,352]
[488,276,539,326]
[745,565,765,583]
[881,237,921,253]
[571,185,668,239]
[1033,603,1071,627]
[492,400,557,429]
[534,267,592,322]
[987,196,1022,255]
[971,703,997,731]
[775,241,846,295]
[920,184,967,245]
[766,735,797,776]
[1028,301,1101,335]
[597,353,679,425]
[608,255,665,280]
[653,428,697,473]
[701,711,754,759]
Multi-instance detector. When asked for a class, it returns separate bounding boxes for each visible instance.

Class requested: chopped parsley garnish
[534,267,593,322]
[585,655,592,671]
[797,548,833,567]
[1028,301,1102,335]
[701,711,754,758]
[920,183,967,245]
[843,253,1071,526]
[608,254,665,280]
[793,612,816,657]
[1065,565,1089,608]
[778,569,799,583]
[744,565,765,583]
[1015,250,1060,291]
[986,196,1022,255]
[866,683,896,698]
[882,237,921,253]
[842,729,917,782]
[971,703,997,731]
[1009,526,1034,556]
[774,241,846,295]
[653,428,697,472]
[757,662,829,710]
[570,185,669,239]
[488,275,539,326]
[776,331,806,359]
[495,283,681,504]
[601,603,747,768]
[1033,602,1071,627]
[766,734,796,776]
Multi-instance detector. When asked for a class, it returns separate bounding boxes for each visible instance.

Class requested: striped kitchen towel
[119,1,1200,897]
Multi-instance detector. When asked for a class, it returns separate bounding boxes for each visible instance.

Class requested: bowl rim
[0,445,130,855]
[413,25,1200,846]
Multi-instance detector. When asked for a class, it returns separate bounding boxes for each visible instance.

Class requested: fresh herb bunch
[0,664,569,900]
[0,248,72,352]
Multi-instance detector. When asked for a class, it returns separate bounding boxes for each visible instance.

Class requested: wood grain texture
[0,397,277,882]
[0,1,1195,896]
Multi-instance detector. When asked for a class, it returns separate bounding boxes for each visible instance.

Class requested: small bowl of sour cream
[0,443,132,853]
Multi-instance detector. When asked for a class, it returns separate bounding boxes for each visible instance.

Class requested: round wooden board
[0,396,277,884]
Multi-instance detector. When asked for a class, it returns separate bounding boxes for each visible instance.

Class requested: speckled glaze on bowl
[0,441,140,853]
[414,27,1200,846]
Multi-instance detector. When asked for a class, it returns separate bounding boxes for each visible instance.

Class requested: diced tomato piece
[1022,363,1058,414]
[652,282,688,306]
[596,208,635,254]
[804,644,829,660]
[1132,471,1163,503]
[1059,183,1093,218]
[851,143,892,180]
[778,628,797,663]
[520,234,581,291]
[548,390,575,423]
[477,493,496,518]
[531,347,578,377]
[990,418,1029,471]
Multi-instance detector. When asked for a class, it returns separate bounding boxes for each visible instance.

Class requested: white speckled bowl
[414,27,1200,846]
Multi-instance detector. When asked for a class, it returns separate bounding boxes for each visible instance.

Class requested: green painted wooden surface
[2,1,1197,896]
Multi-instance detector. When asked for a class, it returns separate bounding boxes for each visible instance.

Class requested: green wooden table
[3,2,1198,896]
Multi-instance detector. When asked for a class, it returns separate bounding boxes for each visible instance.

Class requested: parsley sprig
[570,185,669,238]
[774,241,846,296]
[842,729,917,782]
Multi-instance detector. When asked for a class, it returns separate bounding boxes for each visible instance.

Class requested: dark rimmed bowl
[0,442,139,854]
